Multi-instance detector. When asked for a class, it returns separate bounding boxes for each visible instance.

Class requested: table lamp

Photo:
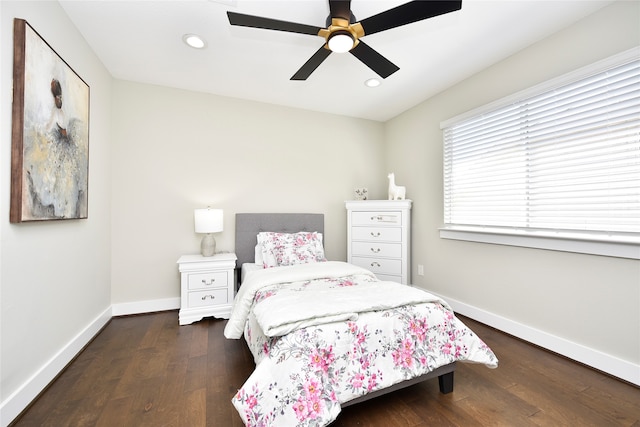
[194,208,223,257]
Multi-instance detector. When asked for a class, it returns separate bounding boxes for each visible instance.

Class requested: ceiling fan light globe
[328,32,354,53]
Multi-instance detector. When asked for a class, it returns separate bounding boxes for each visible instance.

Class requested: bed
[226,213,498,426]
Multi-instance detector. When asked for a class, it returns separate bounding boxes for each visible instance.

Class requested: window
[440,48,640,259]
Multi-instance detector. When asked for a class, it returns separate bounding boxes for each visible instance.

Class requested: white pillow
[256,232,325,268]
[254,244,264,267]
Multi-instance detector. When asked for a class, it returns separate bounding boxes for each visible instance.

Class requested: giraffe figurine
[388,173,406,200]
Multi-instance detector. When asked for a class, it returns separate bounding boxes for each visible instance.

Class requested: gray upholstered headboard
[235,213,325,267]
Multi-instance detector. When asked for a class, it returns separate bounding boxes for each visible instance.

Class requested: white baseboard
[438,293,640,386]
[0,307,112,427]
[111,297,180,316]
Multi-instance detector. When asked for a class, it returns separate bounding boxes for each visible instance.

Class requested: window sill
[439,227,640,260]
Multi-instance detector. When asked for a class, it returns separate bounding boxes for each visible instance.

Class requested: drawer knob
[202,278,216,286]
[371,262,381,267]
[370,232,381,237]
[370,247,381,253]
[201,294,216,301]
[371,215,383,221]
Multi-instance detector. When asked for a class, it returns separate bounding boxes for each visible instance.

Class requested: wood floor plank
[94,396,134,427]
[409,391,481,427]
[10,311,640,427]
[581,381,640,425]
[183,388,207,426]
[188,321,210,358]
[453,365,539,426]
[184,354,208,394]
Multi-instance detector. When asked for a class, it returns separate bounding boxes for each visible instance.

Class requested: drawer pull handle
[201,294,216,301]
[370,248,381,253]
[201,279,216,286]
[370,232,381,237]
[370,215,398,223]
[371,262,381,267]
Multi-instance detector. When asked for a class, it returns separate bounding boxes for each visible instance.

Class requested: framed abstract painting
[10,18,90,223]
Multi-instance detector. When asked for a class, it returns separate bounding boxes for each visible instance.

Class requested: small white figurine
[388,173,406,200]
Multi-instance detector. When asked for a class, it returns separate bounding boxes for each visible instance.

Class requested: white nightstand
[177,253,237,325]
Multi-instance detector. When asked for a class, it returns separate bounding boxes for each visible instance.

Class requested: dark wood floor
[11,310,640,426]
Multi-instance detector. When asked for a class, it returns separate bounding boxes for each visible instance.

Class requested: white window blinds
[443,54,640,237]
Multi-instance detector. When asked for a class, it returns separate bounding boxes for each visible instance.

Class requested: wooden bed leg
[438,372,454,394]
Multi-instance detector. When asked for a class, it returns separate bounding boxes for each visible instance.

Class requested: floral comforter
[224,261,498,427]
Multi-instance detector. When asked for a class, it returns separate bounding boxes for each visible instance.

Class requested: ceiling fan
[227,0,462,81]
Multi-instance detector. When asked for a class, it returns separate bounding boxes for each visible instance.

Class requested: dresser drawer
[352,241,402,258]
[351,256,402,276]
[352,226,402,242]
[188,271,228,290]
[188,288,228,308]
[352,211,402,226]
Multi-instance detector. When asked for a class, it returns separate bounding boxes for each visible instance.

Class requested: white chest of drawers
[177,253,237,325]
[346,200,412,284]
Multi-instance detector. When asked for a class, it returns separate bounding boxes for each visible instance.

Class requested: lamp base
[201,233,216,257]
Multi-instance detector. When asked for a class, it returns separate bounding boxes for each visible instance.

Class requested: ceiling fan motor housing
[320,18,364,52]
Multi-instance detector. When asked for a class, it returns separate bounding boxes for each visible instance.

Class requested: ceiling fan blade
[227,11,322,36]
[329,0,352,21]
[350,40,399,79]
[359,0,462,36]
[291,46,332,80]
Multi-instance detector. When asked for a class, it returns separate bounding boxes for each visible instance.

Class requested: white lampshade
[194,208,223,233]
[194,208,223,257]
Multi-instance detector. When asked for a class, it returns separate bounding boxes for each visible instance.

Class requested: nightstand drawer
[352,211,402,226]
[188,288,228,308]
[188,271,228,290]
[352,241,401,258]
[352,226,402,242]
[351,256,402,276]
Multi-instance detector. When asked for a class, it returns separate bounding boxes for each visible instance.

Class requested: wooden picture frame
[10,18,90,223]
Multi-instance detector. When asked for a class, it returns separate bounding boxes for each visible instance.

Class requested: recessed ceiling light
[183,34,207,49]
[364,78,381,88]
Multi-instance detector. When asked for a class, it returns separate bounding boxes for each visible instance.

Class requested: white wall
[0,1,112,424]
[385,1,640,383]
[110,81,385,307]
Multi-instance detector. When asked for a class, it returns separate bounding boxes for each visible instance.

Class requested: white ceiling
[59,0,613,122]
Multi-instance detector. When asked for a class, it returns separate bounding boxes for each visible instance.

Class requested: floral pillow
[257,232,326,268]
